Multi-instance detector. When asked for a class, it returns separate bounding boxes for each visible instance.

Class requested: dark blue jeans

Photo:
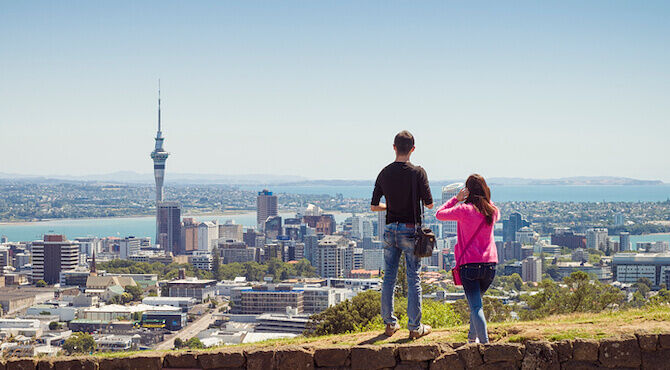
[460,263,496,343]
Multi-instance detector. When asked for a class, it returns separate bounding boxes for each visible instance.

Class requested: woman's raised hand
[456,187,469,202]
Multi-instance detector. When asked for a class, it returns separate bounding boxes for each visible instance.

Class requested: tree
[173,338,185,349]
[452,297,513,324]
[395,256,408,299]
[63,332,96,354]
[36,280,47,287]
[186,337,204,349]
[124,285,144,301]
[307,290,382,336]
[48,321,60,330]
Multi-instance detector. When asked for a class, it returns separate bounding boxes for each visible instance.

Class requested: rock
[246,348,275,370]
[481,343,524,364]
[454,343,482,368]
[6,359,36,370]
[275,346,314,370]
[521,341,559,370]
[394,361,427,370]
[641,348,670,369]
[637,333,659,352]
[659,333,670,349]
[163,352,198,368]
[350,345,396,370]
[314,347,350,367]
[198,348,246,369]
[98,355,163,370]
[553,340,573,363]
[52,358,96,370]
[429,348,464,370]
[478,362,518,370]
[598,336,641,368]
[572,339,599,362]
[397,344,444,362]
[560,361,601,370]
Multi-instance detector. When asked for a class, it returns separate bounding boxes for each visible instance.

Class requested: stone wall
[2,333,670,369]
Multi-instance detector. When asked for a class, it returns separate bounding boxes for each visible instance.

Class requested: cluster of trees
[107,285,144,305]
[173,337,203,349]
[99,257,316,283]
[62,332,96,354]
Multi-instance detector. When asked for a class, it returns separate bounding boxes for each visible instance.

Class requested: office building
[189,252,213,271]
[612,253,670,287]
[167,278,217,302]
[74,237,101,257]
[363,249,384,271]
[614,213,625,226]
[219,221,243,242]
[522,256,542,282]
[119,236,142,259]
[572,248,588,263]
[441,183,463,237]
[257,190,278,230]
[231,285,304,314]
[515,227,538,245]
[551,228,587,250]
[31,235,79,284]
[619,232,631,252]
[586,228,609,251]
[182,218,199,253]
[503,213,530,242]
[315,235,351,278]
[217,241,258,264]
[265,215,283,240]
[197,221,218,252]
[303,215,336,235]
[496,242,505,265]
[157,202,182,255]
[377,211,386,241]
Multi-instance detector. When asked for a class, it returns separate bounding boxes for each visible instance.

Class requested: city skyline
[2,2,669,181]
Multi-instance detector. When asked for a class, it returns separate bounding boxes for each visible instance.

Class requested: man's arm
[418,167,434,209]
[370,173,384,212]
[371,203,387,212]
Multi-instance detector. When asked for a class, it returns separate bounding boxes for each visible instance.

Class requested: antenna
[158,79,162,133]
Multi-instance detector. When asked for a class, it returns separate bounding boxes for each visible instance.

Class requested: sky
[1,1,669,182]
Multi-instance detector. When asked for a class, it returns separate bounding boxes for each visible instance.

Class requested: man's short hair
[394,130,415,155]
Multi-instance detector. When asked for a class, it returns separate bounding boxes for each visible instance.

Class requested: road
[154,311,216,350]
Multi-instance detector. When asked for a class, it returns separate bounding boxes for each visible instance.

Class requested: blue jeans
[460,263,496,343]
[381,222,422,331]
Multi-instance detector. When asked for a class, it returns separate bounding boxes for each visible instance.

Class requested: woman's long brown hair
[465,174,496,225]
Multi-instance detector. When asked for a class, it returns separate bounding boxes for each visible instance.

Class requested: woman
[435,174,499,344]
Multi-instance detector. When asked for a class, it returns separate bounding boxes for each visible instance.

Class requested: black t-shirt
[371,161,433,225]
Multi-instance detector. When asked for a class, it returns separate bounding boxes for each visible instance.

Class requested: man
[371,130,434,339]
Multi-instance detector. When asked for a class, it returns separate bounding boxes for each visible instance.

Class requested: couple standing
[370,130,499,343]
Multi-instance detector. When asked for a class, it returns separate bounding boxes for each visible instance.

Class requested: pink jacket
[435,196,499,266]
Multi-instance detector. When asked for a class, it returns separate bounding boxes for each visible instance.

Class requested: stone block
[6,359,35,370]
[553,340,573,363]
[163,352,198,369]
[429,347,463,370]
[275,346,314,370]
[478,362,518,370]
[454,343,482,368]
[637,333,659,352]
[394,361,427,370]
[36,360,52,370]
[198,348,245,369]
[573,339,599,362]
[246,348,275,370]
[314,347,350,367]
[481,343,524,364]
[598,336,641,368]
[659,333,670,349]
[350,345,396,370]
[397,343,444,362]
[560,361,600,370]
[52,358,96,370]
[521,341,559,370]
[641,348,670,369]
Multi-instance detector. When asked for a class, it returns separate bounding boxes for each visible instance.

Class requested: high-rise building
[257,190,278,230]
[197,221,218,252]
[119,236,142,259]
[74,237,101,257]
[302,215,336,235]
[619,232,631,252]
[551,228,587,250]
[377,210,386,241]
[157,202,182,255]
[441,183,463,237]
[614,213,625,226]
[31,235,79,284]
[182,218,199,253]
[219,221,243,242]
[315,235,350,278]
[586,228,609,251]
[521,256,542,282]
[503,213,530,242]
[264,215,283,240]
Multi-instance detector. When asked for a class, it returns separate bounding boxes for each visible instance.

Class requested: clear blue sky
[1,1,669,181]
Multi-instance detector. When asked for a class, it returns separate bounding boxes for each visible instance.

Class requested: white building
[219,221,243,242]
[586,228,609,251]
[119,237,142,259]
[612,252,670,287]
[441,183,463,237]
[515,227,539,245]
[189,251,213,271]
[198,221,219,251]
[522,256,542,282]
[74,237,101,257]
[363,249,384,271]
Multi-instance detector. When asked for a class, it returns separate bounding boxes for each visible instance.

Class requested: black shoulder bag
[411,170,436,258]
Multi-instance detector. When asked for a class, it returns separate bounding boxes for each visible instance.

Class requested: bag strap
[456,219,486,267]
[410,168,423,229]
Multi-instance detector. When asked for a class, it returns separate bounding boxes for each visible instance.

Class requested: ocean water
[241,184,670,202]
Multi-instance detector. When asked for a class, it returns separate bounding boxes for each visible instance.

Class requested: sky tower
[150,82,169,203]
